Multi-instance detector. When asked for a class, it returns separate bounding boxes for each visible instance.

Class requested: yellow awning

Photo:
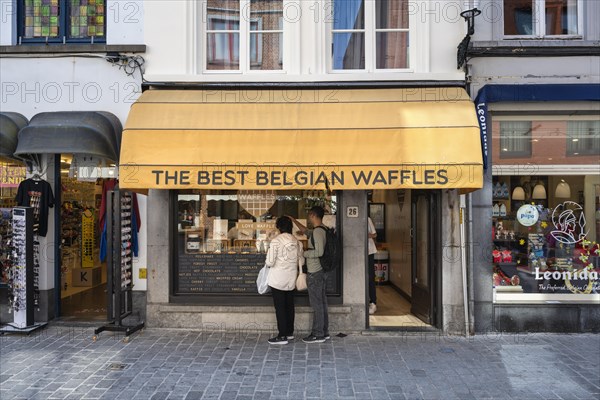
[119,88,483,190]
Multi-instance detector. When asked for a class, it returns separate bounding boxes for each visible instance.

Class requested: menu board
[177,253,266,294]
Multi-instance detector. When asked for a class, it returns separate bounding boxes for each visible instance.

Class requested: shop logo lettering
[150,168,451,187]
[534,268,598,281]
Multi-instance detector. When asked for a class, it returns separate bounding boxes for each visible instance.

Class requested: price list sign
[177,253,266,294]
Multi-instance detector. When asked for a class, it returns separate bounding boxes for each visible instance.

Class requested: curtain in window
[567,121,600,155]
[564,0,578,35]
[499,121,532,157]
[514,9,533,35]
[332,0,365,69]
[375,0,409,69]
[545,0,578,35]
[504,0,533,35]
[206,0,240,70]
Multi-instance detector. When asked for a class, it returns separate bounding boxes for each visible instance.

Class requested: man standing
[290,206,330,343]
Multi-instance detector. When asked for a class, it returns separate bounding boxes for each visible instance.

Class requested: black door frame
[410,190,442,329]
[53,154,61,318]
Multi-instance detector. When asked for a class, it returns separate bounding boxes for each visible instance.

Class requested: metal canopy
[0,112,28,161]
[14,111,122,162]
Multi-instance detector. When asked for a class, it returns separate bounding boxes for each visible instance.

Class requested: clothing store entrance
[368,190,441,329]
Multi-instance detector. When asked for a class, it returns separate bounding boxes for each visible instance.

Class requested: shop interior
[368,189,435,328]
[59,154,114,320]
[176,190,337,254]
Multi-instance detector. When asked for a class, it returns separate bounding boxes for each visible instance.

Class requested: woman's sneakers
[268,336,288,345]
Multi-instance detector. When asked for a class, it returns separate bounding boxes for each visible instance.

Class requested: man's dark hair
[308,206,325,220]
[276,216,293,234]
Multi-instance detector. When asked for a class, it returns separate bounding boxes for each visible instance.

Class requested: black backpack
[311,225,340,272]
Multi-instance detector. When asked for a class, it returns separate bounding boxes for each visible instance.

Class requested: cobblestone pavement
[0,326,598,400]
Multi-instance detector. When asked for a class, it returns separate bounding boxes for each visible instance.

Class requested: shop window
[331,0,409,70]
[492,175,600,303]
[499,121,532,158]
[172,190,340,300]
[205,0,283,71]
[19,0,106,43]
[567,120,600,156]
[503,0,580,37]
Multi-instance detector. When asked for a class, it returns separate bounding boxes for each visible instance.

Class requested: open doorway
[368,189,441,329]
[58,154,113,320]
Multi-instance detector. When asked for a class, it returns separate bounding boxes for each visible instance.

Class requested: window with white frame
[331,0,409,71]
[503,0,580,37]
[205,0,283,71]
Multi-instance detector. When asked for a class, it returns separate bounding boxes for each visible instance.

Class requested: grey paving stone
[1,328,598,400]
[184,391,204,400]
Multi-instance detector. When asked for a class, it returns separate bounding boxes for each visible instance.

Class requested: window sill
[469,40,600,57]
[0,44,146,54]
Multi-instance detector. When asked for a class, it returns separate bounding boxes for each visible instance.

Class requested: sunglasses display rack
[95,189,144,339]
[0,207,47,335]
[1,209,13,294]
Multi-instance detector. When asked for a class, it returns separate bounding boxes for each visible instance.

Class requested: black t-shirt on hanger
[15,178,55,237]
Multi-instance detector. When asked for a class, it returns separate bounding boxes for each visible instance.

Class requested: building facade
[129,0,484,335]
[0,0,148,323]
[466,0,600,332]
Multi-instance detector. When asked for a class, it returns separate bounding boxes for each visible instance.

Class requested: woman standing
[266,216,304,345]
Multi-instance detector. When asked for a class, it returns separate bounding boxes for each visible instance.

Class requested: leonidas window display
[491,175,600,301]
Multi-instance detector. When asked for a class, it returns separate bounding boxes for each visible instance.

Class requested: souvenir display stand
[94,190,144,338]
[0,207,47,335]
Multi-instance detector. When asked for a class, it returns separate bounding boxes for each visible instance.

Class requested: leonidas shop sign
[119,164,481,190]
[0,166,26,188]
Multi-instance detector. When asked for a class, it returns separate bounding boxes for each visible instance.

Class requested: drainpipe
[460,194,470,337]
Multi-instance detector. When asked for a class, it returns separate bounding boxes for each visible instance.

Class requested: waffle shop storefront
[118,88,483,333]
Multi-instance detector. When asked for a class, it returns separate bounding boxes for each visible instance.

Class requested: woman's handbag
[256,265,271,294]
[296,261,307,291]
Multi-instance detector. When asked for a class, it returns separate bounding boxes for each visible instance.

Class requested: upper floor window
[331,0,409,71]
[503,0,580,37]
[499,121,532,158]
[19,0,106,43]
[567,120,600,156]
[205,0,283,72]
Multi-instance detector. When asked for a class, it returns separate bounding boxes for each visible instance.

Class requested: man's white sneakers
[369,303,377,315]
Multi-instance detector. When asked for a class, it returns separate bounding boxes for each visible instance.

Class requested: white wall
[142,0,467,82]
[107,0,144,44]
[0,0,16,45]
[0,57,141,122]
